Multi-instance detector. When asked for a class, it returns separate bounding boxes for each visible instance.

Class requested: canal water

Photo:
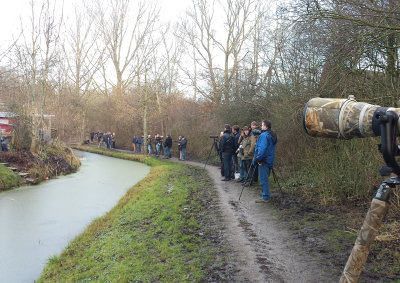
[0,150,150,283]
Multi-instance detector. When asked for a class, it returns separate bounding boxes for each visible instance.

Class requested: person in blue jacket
[253,120,277,202]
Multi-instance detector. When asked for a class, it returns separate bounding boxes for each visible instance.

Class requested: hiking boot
[255,199,270,203]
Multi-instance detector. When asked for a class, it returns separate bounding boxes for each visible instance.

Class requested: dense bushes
[209,94,386,204]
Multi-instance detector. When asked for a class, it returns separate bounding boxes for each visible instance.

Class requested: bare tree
[14,0,62,152]
[96,0,160,96]
[62,2,104,143]
[181,0,258,104]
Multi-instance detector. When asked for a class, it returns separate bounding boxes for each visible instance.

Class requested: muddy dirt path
[111,148,338,282]
[172,158,338,283]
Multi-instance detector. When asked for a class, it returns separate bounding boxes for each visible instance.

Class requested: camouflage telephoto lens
[302,96,400,139]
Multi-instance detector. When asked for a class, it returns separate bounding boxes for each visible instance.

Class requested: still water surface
[0,150,150,283]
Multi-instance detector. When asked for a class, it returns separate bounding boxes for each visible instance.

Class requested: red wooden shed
[0,112,18,137]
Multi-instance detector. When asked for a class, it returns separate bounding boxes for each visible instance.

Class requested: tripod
[238,162,257,200]
[204,136,221,169]
[238,162,284,201]
[340,109,400,282]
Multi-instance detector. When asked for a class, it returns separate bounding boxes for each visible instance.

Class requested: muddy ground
[179,158,337,282]
[174,157,400,282]
[111,148,400,282]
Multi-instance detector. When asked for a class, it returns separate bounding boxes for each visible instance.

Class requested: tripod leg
[272,168,284,197]
[340,183,391,282]
[239,162,253,201]
[239,163,259,201]
[204,142,215,169]
[238,182,246,201]
[243,162,253,186]
[245,163,258,187]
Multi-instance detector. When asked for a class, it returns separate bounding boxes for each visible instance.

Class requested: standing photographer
[253,120,277,202]
[249,121,261,183]
[220,124,234,181]
[237,126,256,182]
[232,125,240,178]
[137,136,142,153]
[132,136,137,152]
[179,136,187,160]
[155,134,162,156]
[146,134,153,155]
[164,135,172,158]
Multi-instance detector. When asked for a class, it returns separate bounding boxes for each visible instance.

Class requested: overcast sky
[0,0,191,48]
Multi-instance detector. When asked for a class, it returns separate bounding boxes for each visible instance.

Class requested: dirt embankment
[0,146,80,190]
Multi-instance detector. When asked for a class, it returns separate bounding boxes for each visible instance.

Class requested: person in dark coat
[164,135,172,158]
[111,132,116,148]
[232,125,240,178]
[136,136,142,153]
[155,134,162,156]
[132,136,137,152]
[179,136,187,160]
[219,124,234,181]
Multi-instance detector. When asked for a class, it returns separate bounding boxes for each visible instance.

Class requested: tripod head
[374,109,400,202]
[204,135,222,169]
[375,109,400,176]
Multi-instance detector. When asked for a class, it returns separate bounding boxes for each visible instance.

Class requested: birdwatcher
[146,134,153,155]
[253,120,277,202]
[132,136,137,152]
[232,125,241,179]
[136,136,143,153]
[250,121,261,183]
[237,126,256,182]
[177,136,182,159]
[164,134,172,158]
[220,124,234,181]
[179,136,187,160]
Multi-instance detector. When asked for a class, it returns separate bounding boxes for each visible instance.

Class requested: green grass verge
[38,146,229,282]
[0,164,22,190]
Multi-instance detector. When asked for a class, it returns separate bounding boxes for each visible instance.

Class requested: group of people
[132,134,187,160]
[90,131,116,149]
[218,120,277,202]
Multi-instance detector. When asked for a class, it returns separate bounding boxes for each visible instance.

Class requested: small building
[0,111,56,143]
[0,112,18,137]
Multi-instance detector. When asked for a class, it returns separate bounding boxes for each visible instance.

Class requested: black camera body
[251,129,261,136]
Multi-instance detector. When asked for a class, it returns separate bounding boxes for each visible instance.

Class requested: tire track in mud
[177,159,338,283]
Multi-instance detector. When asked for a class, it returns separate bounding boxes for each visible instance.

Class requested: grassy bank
[39,146,233,282]
[0,164,22,190]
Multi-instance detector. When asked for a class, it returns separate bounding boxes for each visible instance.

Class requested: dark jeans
[164,146,171,158]
[232,154,239,173]
[240,159,250,180]
[222,152,233,180]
